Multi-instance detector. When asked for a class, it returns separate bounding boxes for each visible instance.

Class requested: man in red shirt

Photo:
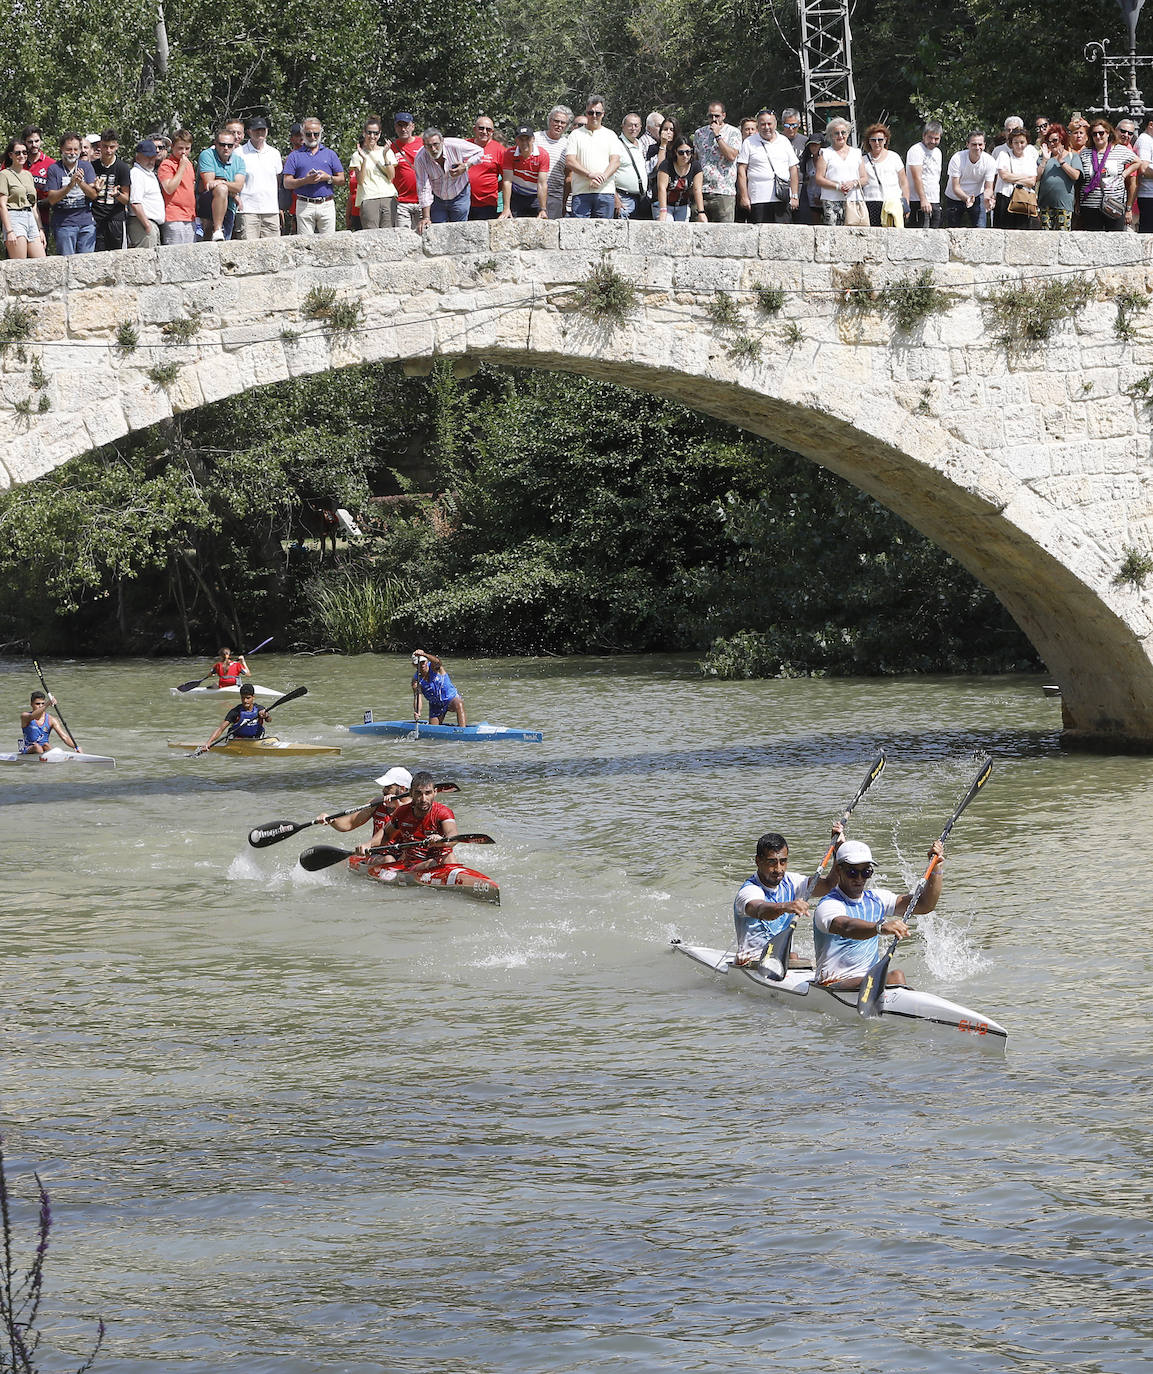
[391,111,423,231]
[380,771,458,873]
[467,115,506,220]
[20,125,54,220]
[500,126,550,218]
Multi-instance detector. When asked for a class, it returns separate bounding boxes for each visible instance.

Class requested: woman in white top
[993,127,1040,229]
[861,123,910,227]
[350,116,399,229]
[815,118,867,225]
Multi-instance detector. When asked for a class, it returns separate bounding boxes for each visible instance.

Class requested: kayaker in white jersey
[812,838,944,989]
[316,766,413,855]
[733,822,845,966]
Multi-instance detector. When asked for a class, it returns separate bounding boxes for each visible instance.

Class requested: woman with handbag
[816,118,868,226]
[1036,123,1079,231]
[861,124,910,227]
[993,127,1040,228]
[1078,119,1139,232]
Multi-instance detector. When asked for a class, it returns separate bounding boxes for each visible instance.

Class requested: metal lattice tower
[798,0,858,136]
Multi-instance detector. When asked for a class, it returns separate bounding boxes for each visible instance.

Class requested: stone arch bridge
[2,220,1153,748]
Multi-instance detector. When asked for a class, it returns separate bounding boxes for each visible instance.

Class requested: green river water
[0,652,1149,1373]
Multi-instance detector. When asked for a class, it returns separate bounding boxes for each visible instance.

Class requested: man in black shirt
[91,128,131,252]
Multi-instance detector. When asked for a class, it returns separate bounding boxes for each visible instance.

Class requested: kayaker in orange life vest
[315,766,413,855]
[210,646,249,688]
[378,770,459,873]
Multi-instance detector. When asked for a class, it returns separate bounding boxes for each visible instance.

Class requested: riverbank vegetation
[0,362,1038,678]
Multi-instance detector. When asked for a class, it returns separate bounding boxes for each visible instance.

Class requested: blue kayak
[349,719,544,743]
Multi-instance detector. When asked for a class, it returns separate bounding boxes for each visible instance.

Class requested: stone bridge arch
[2,220,1153,747]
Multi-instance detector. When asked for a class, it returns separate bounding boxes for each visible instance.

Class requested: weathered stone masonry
[2,220,1153,746]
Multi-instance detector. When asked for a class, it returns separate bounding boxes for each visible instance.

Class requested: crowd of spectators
[4,98,1153,259]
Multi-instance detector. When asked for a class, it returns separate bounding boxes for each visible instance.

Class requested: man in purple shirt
[415,128,483,231]
[282,117,345,235]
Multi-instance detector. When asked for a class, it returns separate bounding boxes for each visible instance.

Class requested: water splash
[916,909,990,982]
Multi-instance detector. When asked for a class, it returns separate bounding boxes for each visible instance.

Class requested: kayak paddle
[299,833,495,873]
[857,755,993,1020]
[248,782,460,848]
[176,636,274,692]
[817,751,886,875]
[32,658,81,753]
[190,684,308,756]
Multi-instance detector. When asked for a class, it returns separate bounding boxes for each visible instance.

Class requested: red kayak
[347,853,500,905]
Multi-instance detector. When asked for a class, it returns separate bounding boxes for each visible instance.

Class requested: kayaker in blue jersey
[20,691,79,756]
[734,822,845,966]
[202,683,268,750]
[812,838,944,989]
[411,649,467,727]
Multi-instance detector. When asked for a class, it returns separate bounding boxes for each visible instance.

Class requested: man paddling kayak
[210,646,250,688]
[811,838,944,990]
[20,691,80,756]
[202,683,268,750]
[316,766,413,855]
[734,823,844,966]
[378,769,459,873]
[411,650,467,727]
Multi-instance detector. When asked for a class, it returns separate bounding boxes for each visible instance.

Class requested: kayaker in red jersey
[379,770,458,873]
[210,646,249,688]
[316,766,414,854]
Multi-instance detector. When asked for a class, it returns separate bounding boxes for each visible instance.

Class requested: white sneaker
[211,229,225,241]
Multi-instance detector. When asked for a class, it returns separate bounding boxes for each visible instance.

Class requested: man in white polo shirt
[565,94,620,218]
[127,139,164,248]
[237,117,283,238]
[906,121,943,228]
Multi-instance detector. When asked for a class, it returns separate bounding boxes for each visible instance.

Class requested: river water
[0,653,1150,1373]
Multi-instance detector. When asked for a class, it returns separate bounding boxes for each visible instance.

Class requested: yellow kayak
[168,736,341,757]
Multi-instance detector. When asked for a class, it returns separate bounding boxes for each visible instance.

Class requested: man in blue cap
[391,112,423,230]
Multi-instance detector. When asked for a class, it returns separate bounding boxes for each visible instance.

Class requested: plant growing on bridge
[29,356,46,390]
[706,290,742,329]
[878,270,953,334]
[985,277,1095,348]
[753,284,786,315]
[0,305,33,356]
[571,259,639,325]
[147,361,181,388]
[781,320,803,346]
[161,312,203,345]
[301,287,363,333]
[833,264,877,316]
[1115,545,1153,588]
[727,334,763,363]
[114,321,139,354]
[1113,289,1148,342]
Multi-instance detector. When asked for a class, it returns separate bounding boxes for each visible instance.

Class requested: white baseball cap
[836,840,873,866]
[374,766,413,789]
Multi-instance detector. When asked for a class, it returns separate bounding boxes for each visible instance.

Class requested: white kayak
[0,747,116,768]
[170,683,283,699]
[672,941,1008,1044]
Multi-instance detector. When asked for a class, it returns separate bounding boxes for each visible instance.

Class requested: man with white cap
[315,766,413,854]
[733,822,845,967]
[812,837,945,989]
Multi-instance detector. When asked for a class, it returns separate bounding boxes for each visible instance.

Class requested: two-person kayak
[347,851,500,904]
[672,941,1008,1043]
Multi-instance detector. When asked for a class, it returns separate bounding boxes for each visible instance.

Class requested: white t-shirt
[535,131,568,204]
[818,144,864,202]
[863,150,905,203]
[238,141,284,214]
[1136,131,1153,198]
[946,149,997,200]
[994,145,1039,198]
[566,125,620,195]
[813,885,899,982]
[350,145,398,203]
[737,132,798,202]
[129,163,164,222]
[905,141,942,204]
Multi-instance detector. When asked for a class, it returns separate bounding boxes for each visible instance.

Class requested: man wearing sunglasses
[197,127,247,241]
[812,838,944,990]
[566,95,620,218]
[282,118,345,235]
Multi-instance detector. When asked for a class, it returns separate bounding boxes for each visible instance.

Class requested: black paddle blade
[249,820,308,848]
[434,781,460,793]
[857,937,898,1018]
[176,678,208,693]
[940,757,993,845]
[298,844,354,872]
[266,684,308,713]
[758,917,796,982]
[843,752,886,819]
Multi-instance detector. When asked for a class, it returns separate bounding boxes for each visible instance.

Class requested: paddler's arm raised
[895,839,945,918]
[808,821,846,901]
[318,804,373,834]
